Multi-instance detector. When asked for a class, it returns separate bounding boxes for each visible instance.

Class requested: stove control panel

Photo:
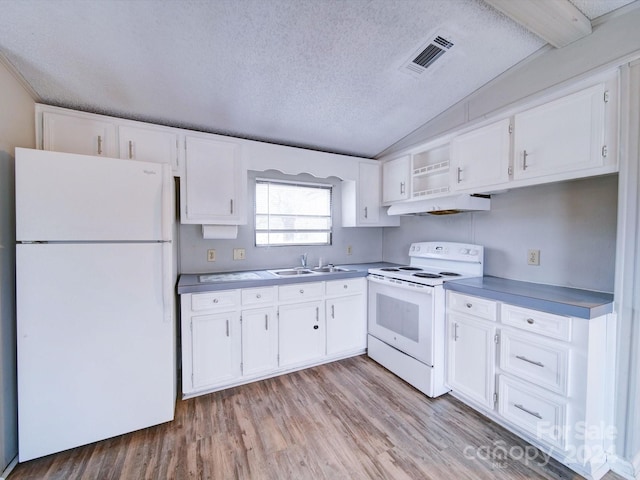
[409,242,483,263]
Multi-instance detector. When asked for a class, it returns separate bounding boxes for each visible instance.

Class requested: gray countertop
[443,276,614,319]
[177,262,400,294]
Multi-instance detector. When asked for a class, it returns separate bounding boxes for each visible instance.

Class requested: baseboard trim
[0,455,18,480]
[608,453,639,480]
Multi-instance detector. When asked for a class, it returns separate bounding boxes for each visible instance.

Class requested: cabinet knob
[526,318,535,324]
[466,303,472,308]
[313,325,319,330]
[256,294,261,299]
[343,284,348,289]
[299,289,304,294]
[213,298,219,304]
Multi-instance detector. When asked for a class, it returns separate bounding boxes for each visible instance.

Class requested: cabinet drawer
[498,375,567,450]
[501,304,571,341]
[325,278,364,296]
[241,286,276,306]
[191,290,240,312]
[278,282,324,302]
[500,329,569,395]
[447,292,497,321]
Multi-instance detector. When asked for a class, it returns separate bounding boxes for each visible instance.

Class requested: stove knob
[469,249,478,255]
[410,246,415,252]
[460,248,469,254]
[415,246,420,252]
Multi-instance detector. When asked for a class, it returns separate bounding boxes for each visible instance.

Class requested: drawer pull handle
[128,140,133,159]
[343,285,348,289]
[514,403,542,419]
[226,319,229,337]
[265,314,268,330]
[515,355,544,368]
[97,135,103,155]
[526,318,535,324]
[453,322,459,341]
[466,303,472,308]
[331,305,335,319]
[213,298,219,304]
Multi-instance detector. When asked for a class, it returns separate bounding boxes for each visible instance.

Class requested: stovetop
[369,241,484,287]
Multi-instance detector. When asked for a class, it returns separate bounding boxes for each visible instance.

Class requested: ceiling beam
[484,0,592,48]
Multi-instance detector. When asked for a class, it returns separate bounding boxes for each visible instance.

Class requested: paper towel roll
[202,225,238,239]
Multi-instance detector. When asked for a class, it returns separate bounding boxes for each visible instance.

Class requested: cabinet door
[42,111,116,157]
[326,294,366,356]
[182,135,245,224]
[446,312,496,409]
[119,124,179,171]
[241,307,278,376]
[190,312,241,390]
[451,119,511,192]
[278,301,325,367]
[513,84,606,180]
[382,155,410,204]
[358,162,381,224]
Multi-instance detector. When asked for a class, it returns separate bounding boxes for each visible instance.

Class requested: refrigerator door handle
[161,242,173,323]
[161,165,172,241]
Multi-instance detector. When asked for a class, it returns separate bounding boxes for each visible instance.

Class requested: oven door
[367,275,434,365]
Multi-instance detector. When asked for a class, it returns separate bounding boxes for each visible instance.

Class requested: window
[255,179,332,246]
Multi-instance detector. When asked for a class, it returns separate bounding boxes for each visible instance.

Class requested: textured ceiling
[0,0,634,158]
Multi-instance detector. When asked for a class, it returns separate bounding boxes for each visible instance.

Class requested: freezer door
[15,148,172,241]
[17,243,175,461]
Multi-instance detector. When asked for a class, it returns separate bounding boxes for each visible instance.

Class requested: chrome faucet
[300,253,308,268]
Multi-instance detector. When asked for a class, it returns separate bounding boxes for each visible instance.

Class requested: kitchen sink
[312,266,351,273]
[269,269,315,276]
[268,266,352,276]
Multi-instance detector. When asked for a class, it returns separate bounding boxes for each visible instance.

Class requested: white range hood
[387,194,490,215]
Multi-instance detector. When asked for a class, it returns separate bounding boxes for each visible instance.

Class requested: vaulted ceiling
[0,0,635,158]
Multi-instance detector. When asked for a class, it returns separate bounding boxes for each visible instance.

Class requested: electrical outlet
[207,249,216,262]
[527,249,540,266]
[347,245,353,255]
[233,248,246,260]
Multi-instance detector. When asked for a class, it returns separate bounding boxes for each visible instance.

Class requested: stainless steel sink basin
[269,269,315,276]
[312,266,351,273]
[268,266,352,276]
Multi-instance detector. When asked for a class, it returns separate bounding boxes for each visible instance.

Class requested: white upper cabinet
[118,124,179,171]
[342,161,399,227]
[513,83,607,181]
[382,155,410,204]
[451,118,511,192]
[42,110,116,157]
[180,135,246,225]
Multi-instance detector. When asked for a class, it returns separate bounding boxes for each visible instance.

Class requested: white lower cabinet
[278,301,325,368]
[326,278,367,356]
[190,311,241,390]
[241,306,278,377]
[445,290,613,480]
[446,312,496,409]
[181,278,366,397]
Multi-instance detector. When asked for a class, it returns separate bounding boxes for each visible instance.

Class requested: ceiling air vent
[402,34,455,78]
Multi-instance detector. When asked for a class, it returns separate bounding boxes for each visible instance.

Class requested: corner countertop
[443,275,614,320]
[177,262,399,294]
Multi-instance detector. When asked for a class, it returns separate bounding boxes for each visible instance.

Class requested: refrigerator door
[17,243,175,461]
[15,148,172,242]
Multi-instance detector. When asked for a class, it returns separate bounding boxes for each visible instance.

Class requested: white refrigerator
[15,147,175,461]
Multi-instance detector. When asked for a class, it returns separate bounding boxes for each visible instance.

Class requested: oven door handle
[367,275,434,293]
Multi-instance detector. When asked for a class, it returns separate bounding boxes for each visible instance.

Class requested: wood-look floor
[10,355,625,480]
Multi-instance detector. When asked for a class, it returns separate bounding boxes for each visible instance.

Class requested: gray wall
[383,175,618,293]
[179,170,384,273]
[0,58,35,471]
